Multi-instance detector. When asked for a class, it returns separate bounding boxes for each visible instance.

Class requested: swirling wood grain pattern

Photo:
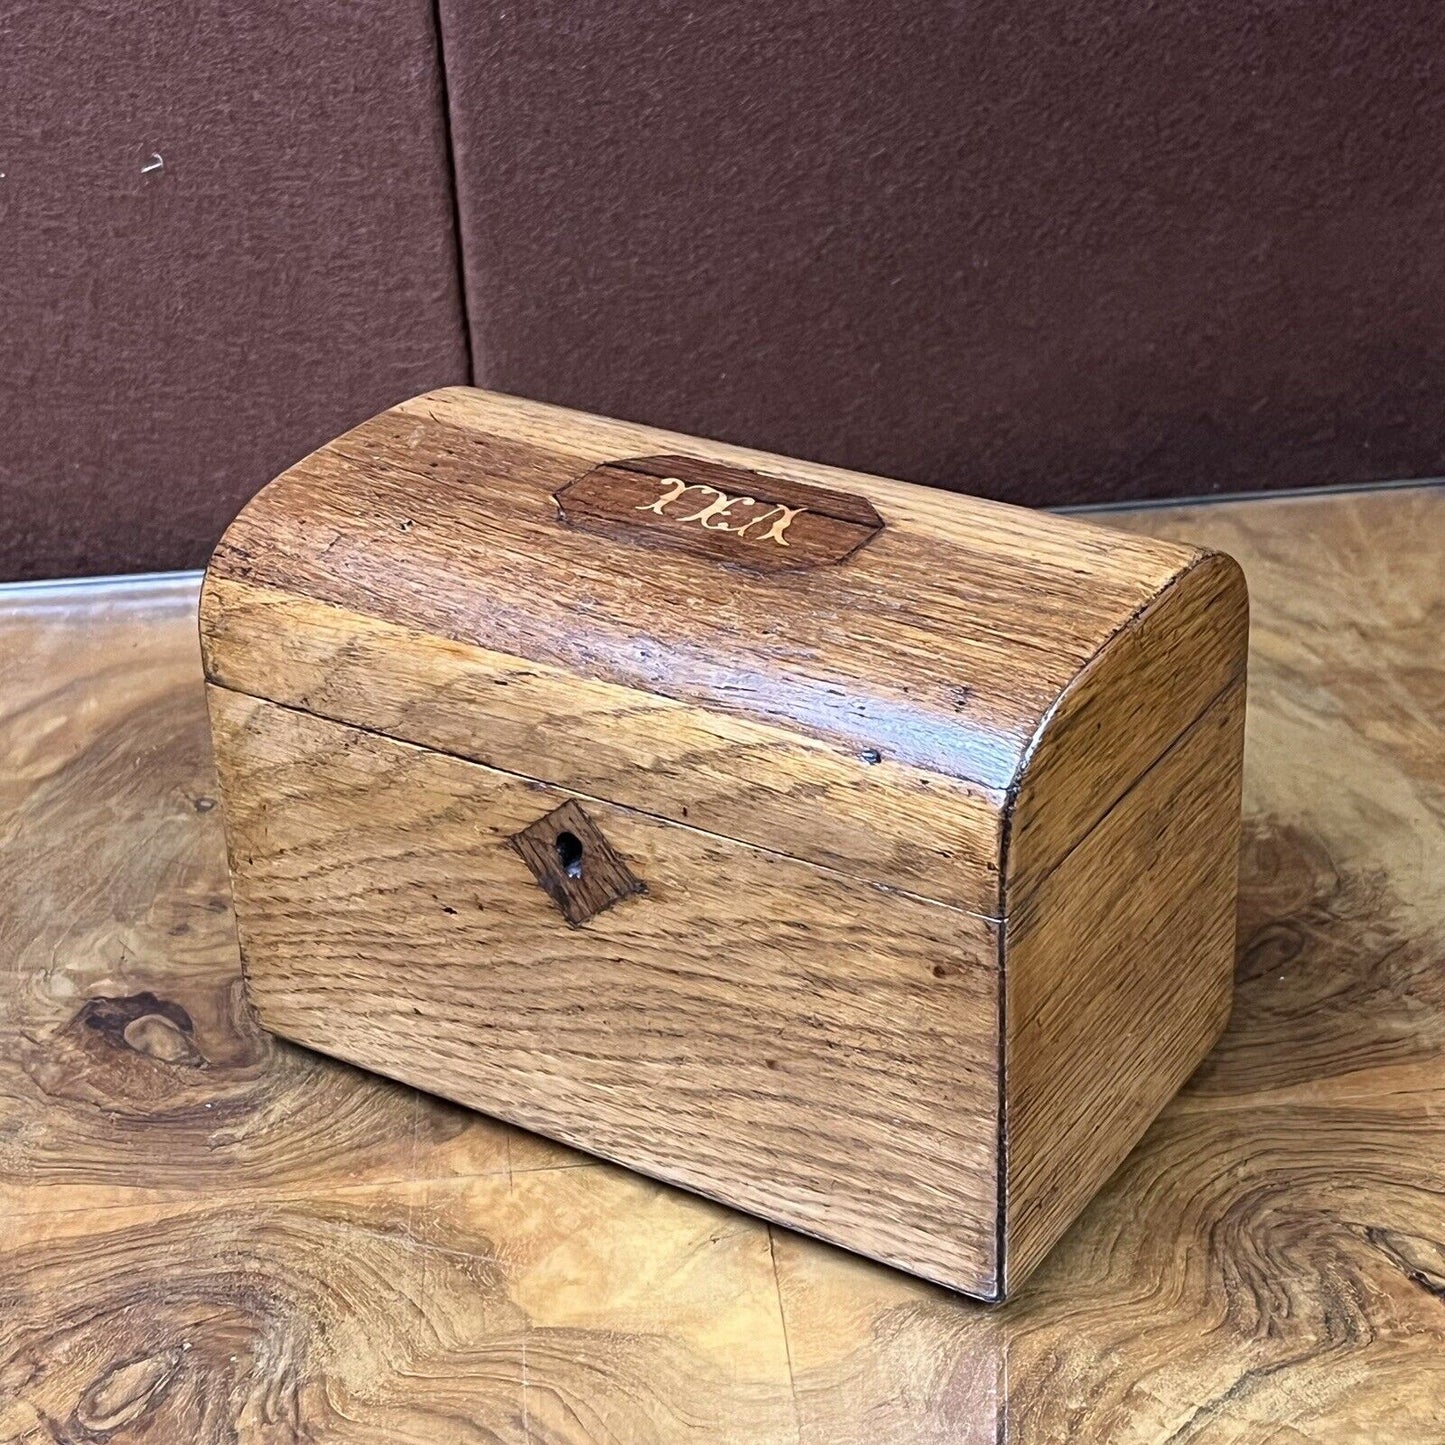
[0,581,534,1218]
[771,486,1445,1442]
[3,481,1444,1441]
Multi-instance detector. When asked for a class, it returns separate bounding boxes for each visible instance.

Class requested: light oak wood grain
[201,387,1223,876]
[201,389,1248,1297]
[207,687,1002,1297]
[4,479,1442,1441]
[1004,679,1246,1288]
[1005,546,1247,900]
[201,577,1008,913]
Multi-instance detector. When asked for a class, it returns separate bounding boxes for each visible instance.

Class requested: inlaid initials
[553,455,884,572]
[634,478,807,546]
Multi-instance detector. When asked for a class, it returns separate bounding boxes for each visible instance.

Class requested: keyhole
[555,831,584,880]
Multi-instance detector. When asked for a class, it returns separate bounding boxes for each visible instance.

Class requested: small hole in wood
[555,831,584,880]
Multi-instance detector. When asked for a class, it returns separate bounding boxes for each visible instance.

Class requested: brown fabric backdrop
[443,0,1445,506]
[5,1,1445,579]
[0,1,469,581]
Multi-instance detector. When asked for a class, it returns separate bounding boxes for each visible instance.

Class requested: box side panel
[201,576,1007,916]
[1002,680,1245,1293]
[209,686,1004,1298]
[1006,548,1249,901]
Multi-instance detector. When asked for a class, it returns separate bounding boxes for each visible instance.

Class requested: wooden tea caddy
[202,388,1248,1301]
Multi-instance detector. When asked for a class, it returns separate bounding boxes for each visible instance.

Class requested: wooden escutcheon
[553,455,885,572]
[510,799,644,927]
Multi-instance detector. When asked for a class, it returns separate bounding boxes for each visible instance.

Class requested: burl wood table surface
[2,484,1442,1444]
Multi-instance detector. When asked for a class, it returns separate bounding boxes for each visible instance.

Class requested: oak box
[202,388,1248,1301]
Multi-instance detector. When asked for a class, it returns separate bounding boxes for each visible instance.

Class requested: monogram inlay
[633,476,807,546]
[553,455,884,572]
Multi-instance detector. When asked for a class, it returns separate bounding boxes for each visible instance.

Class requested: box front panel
[209,688,1004,1296]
